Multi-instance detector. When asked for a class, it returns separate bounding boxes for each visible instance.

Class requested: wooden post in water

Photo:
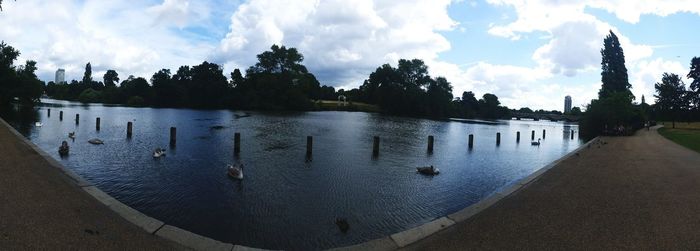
[96,117,100,131]
[75,114,79,124]
[468,134,474,149]
[234,133,241,154]
[48,109,51,117]
[571,130,574,140]
[531,130,535,140]
[427,135,434,153]
[496,132,501,146]
[170,127,177,146]
[516,131,520,142]
[306,136,313,158]
[373,136,380,157]
[59,111,63,121]
[127,122,133,138]
[542,129,546,139]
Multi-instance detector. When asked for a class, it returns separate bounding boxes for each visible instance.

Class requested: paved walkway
[0,119,183,250]
[404,126,700,250]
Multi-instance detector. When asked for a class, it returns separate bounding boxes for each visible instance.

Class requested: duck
[88,138,104,145]
[68,132,76,139]
[227,164,244,180]
[58,141,69,156]
[531,138,541,146]
[417,165,439,175]
[152,148,166,158]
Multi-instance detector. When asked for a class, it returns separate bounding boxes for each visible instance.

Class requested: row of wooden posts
[47,109,577,158]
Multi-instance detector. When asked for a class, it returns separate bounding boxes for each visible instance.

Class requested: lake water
[2,99,583,250]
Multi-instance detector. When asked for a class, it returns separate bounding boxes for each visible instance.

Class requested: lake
[2,99,583,250]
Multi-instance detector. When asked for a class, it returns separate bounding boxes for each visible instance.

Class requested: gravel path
[404,126,700,250]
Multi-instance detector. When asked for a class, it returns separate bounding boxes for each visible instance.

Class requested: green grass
[659,121,700,130]
[658,127,700,153]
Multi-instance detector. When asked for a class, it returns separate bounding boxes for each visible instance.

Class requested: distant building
[55,69,65,84]
[564,95,572,114]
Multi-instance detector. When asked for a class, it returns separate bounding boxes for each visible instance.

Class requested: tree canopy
[0,42,43,106]
[599,31,632,100]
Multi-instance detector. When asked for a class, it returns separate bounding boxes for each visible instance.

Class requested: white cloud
[213,0,457,85]
[630,58,688,104]
[0,0,216,83]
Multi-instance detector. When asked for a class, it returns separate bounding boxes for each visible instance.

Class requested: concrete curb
[1,116,598,251]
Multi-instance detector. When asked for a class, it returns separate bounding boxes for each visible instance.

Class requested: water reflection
[0,104,39,137]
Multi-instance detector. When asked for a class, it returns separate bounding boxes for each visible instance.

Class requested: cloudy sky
[1,0,699,111]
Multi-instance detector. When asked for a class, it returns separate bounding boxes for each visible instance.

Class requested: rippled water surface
[3,99,583,250]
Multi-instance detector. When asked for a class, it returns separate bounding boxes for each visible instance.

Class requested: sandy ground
[0,119,184,250]
[403,126,700,250]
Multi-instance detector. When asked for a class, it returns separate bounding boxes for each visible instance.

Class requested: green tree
[103,70,119,87]
[120,76,152,105]
[82,62,93,84]
[15,60,44,105]
[478,93,503,119]
[236,45,319,110]
[0,41,20,105]
[582,30,642,137]
[687,57,700,109]
[247,44,308,75]
[655,73,687,127]
[190,61,230,108]
[570,107,582,116]
[599,31,632,100]
[230,68,244,88]
[426,77,453,117]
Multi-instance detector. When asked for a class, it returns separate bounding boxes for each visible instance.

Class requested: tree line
[40,44,514,119]
[580,31,700,137]
[0,41,44,107]
[651,57,700,125]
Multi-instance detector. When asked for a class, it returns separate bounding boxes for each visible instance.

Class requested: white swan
[152,148,166,158]
[35,122,43,127]
[531,138,541,146]
[227,164,244,180]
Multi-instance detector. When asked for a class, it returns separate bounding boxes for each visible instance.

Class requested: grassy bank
[314,100,382,113]
[658,127,700,153]
[659,121,700,130]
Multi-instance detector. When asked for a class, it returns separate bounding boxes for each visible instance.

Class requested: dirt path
[404,126,700,250]
[0,119,184,250]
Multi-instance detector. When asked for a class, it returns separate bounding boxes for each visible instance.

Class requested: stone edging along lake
[1,116,596,251]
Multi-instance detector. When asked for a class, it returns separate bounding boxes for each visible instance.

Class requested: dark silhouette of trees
[103,70,119,88]
[0,42,43,107]
[687,57,700,110]
[654,73,687,127]
[357,59,457,117]
[234,45,320,110]
[83,63,93,84]
[599,31,632,100]
[582,31,643,137]
[190,61,229,108]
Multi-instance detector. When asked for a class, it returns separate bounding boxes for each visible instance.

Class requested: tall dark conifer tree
[599,31,632,100]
